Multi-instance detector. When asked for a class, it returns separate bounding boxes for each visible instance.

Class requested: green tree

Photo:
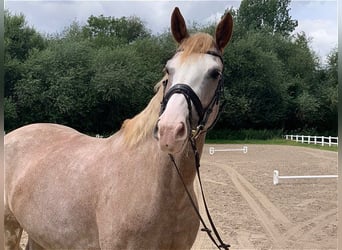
[4,10,46,96]
[89,36,170,133]
[5,10,335,136]
[4,10,46,61]
[237,0,298,36]
[4,11,47,131]
[4,97,18,130]
[315,49,338,133]
[279,33,321,130]
[82,15,150,47]
[13,39,96,132]
[219,31,287,129]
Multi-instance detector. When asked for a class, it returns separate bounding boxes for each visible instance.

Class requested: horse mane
[121,33,217,147]
[121,75,166,147]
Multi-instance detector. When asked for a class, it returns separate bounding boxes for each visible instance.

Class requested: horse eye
[209,69,222,80]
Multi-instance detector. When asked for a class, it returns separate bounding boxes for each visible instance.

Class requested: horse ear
[215,12,233,52]
[171,7,189,44]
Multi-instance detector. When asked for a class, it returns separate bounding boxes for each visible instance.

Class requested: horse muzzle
[154,92,191,154]
[154,116,189,154]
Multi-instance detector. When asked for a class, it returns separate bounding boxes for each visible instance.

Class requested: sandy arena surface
[192,144,338,250]
[20,144,337,250]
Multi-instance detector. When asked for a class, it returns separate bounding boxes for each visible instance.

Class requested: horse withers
[5,7,233,250]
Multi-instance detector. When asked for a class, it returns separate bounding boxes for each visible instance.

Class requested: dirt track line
[222,166,284,247]
[203,160,292,226]
[203,178,228,186]
[300,211,337,247]
[202,160,293,248]
[231,168,292,226]
[280,208,336,246]
[235,230,255,249]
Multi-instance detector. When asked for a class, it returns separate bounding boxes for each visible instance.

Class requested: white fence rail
[209,146,248,155]
[273,170,338,185]
[284,135,338,147]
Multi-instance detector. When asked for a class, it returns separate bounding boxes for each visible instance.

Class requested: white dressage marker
[209,146,248,155]
[273,170,338,185]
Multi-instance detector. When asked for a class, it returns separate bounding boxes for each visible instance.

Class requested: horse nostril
[175,122,187,139]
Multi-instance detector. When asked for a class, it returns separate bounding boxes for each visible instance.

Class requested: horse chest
[96,179,199,249]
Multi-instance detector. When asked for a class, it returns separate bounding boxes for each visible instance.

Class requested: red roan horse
[5,7,233,250]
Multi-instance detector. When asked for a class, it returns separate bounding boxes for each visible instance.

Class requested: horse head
[154,7,233,154]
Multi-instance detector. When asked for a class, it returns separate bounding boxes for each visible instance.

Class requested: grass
[205,138,338,152]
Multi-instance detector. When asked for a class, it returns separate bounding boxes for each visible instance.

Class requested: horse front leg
[4,210,23,250]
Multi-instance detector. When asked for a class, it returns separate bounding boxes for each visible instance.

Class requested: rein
[168,138,230,250]
[160,51,230,250]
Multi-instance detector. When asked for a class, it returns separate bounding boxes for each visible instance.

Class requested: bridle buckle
[191,125,204,139]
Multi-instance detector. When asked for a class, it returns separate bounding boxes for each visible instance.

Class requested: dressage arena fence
[273,170,338,185]
[209,146,248,155]
[284,135,338,147]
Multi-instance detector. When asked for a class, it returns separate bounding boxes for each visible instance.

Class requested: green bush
[206,129,284,140]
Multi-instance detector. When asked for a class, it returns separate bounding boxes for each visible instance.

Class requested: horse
[4,7,233,250]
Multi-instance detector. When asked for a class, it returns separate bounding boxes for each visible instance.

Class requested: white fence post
[273,170,279,185]
[209,147,215,155]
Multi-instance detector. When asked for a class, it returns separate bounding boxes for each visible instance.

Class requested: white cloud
[290,0,337,64]
[5,1,233,34]
[5,1,337,63]
[294,18,337,63]
[204,12,224,25]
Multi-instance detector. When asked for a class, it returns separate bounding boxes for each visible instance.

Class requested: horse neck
[118,78,207,186]
[168,134,206,184]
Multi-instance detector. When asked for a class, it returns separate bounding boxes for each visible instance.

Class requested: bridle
[160,50,226,139]
[158,50,230,250]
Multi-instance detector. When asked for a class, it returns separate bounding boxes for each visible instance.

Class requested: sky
[4,0,338,64]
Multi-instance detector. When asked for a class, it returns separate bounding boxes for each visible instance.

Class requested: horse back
[5,123,102,190]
